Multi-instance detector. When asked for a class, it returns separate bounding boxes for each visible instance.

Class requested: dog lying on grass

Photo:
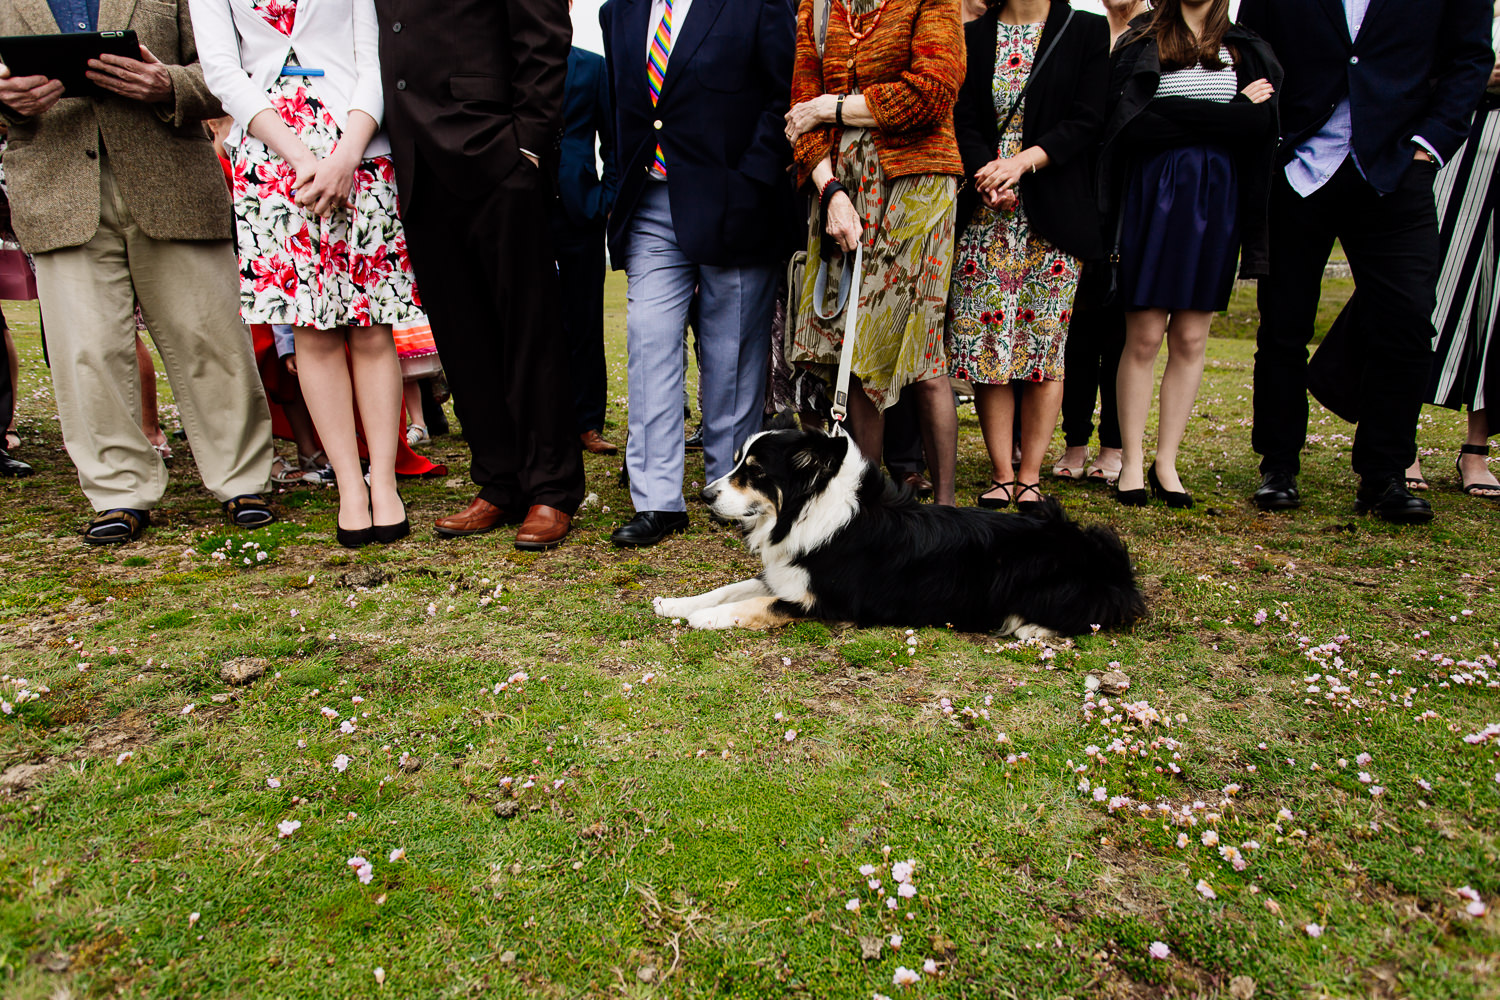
[653,429,1145,637]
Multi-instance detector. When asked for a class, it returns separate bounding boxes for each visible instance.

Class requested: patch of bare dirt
[1,706,165,797]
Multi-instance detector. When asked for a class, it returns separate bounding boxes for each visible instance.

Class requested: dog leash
[827,240,863,434]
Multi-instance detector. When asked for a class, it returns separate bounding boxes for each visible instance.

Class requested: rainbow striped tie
[647,0,672,177]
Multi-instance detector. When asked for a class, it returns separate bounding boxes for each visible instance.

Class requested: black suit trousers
[400,158,585,515]
[551,221,609,434]
[1253,160,1440,483]
[1061,263,1124,451]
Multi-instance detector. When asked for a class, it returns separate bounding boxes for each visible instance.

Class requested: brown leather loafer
[514,504,572,551]
[580,429,619,455]
[434,496,521,537]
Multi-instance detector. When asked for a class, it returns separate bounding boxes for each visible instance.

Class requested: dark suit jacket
[1238,0,1493,195]
[373,0,571,203]
[954,1,1110,260]
[555,47,618,232]
[600,0,796,268]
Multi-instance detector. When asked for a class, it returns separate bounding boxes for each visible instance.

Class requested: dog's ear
[790,431,849,474]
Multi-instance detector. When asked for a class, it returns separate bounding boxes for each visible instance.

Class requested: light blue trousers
[623,184,775,512]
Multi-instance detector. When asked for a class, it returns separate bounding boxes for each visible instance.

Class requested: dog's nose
[700,481,722,504]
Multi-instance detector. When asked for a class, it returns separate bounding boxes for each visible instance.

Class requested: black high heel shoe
[373,519,410,544]
[1147,463,1194,509]
[1114,467,1150,507]
[337,524,375,548]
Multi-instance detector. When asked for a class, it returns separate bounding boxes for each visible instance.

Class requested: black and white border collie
[653,429,1145,637]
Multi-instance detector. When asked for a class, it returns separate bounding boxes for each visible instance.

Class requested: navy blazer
[599,0,796,268]
[555,47,618,231]
[1238,0,1493,195]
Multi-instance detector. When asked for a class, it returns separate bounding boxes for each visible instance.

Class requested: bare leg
[1459,408,1499,493]
[347,324,405,527]
[135,334,165,450]
[1153,310,1212,494]
[281,371,321,461]
[844,375,885,470]
[1116,309,1169,493]
[1017,379,1065,501]
[911,374,958,506]
[294,326,371,531]
[402,379,425,435]
[974,382,1017,504]
[3,326,18,446]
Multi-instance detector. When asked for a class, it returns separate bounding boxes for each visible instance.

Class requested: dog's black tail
[1006,500,1146,635]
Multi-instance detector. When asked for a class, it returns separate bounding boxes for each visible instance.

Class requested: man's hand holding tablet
[0,64,63,116]
[86,44,173,103]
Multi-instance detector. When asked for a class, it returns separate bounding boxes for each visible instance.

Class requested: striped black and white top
[1154,47,1238,103]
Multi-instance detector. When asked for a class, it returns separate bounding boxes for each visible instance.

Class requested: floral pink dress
[230,0,421,330]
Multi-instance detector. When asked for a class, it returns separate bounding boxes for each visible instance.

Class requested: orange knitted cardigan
[792,0,966,189]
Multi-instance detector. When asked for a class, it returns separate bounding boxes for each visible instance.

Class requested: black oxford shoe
[1355,478,1434,525]
[0,448,33,477]
[611,510,690,547]
[1252,470,1301,510]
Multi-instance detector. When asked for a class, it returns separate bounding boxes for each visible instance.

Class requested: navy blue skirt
[1120,144,1240,312]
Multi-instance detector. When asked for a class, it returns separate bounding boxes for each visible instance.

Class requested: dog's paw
[653,596,691,619]
[686,606,741,630]
[1012,622,1060,642]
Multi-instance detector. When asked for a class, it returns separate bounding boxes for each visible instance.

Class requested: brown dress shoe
[901,471,934,498]
[580,429,619,455]
[434,497,520,537]
[514,504,572,551]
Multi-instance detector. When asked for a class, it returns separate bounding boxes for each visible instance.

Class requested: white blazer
[192,0,389,158]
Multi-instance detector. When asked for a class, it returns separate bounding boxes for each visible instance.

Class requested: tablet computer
[0,31,140,100]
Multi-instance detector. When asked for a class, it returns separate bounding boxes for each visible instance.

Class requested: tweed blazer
[0,0,228,254]
[791,0,965,188]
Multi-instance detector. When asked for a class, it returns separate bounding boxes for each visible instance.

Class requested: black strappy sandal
[1014,482,1045,514]
[1457,443,1500,499]
[224,494,277,529]
[977,479,1016,509]
[83,508,150,545]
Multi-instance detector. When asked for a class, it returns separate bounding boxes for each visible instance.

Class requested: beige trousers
[32,158,273,511]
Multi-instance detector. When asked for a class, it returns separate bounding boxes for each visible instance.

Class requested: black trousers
[400,158,585,514]
[883,387,926,478]
[1061,263,1124,450]
[552,220,609,434]
[1253,160,1440,482]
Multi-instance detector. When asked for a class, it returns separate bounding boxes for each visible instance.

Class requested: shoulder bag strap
[994,10,1076,144]
[815,0,833,57]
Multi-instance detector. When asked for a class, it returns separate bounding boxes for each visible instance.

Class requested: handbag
[0,246,37,301]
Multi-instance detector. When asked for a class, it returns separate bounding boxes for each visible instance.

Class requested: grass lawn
[1,275,1497,1000]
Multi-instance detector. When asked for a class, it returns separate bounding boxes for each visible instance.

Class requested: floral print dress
[789,127,958,412]
[230,0,421,330]
[946,21,1080,385]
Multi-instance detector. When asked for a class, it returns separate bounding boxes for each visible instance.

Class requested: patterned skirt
[230,69,421,330]
[947,195,1080,385]
[789,128,957,412]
